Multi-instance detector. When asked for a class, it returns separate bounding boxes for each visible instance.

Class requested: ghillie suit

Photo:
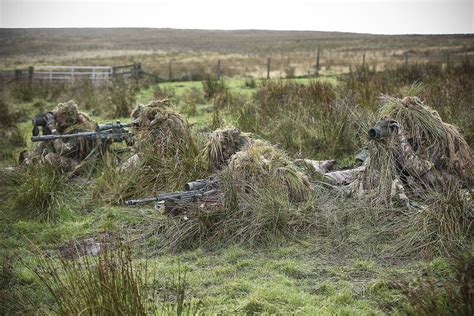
[22,100,97,171]
[204,127,251,171]
[128,99,193,152]
[382,96,474,185]
[122,99,200,192]
[222,141,312,204]
[143,142,314,249]
[354,96,473,205]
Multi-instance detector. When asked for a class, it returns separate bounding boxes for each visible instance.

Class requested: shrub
[89,155,143,205]
[202,78,229,100]
[244,77,257,89]
[8,164,72,222]
[10,81,67,102]
[235,80,360,159]
[32,237,151,315]
[0,96,26,161]
[181,88,203,116]
[153,84,176,101]
[31,237,201,314]
[106,79,136,118]
[399,253,473,315]
[392,183,473,258]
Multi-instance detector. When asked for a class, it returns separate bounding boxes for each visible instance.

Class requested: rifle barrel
[31,130,131,142]
[124,190,205,206]
[31,131,97,142]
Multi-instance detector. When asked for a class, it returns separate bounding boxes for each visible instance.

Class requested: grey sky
[0,0,472,34]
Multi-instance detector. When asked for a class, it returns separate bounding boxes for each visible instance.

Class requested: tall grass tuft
[202,78,229,101]
[32,237,152,315]
[181,87,203,116]
[90,155,144,205]
[0,95,26,160]
[30,237,201,314]
[391,183,473,258]
[233,80,361,159]
[8,164,72,222]
[399,252,473,315]
[107,79,137,118]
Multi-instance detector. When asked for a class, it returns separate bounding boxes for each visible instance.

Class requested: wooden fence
[0,63,142,83]
[1,50,472,84]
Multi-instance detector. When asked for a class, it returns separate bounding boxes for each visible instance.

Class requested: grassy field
[1,29,473,315]
[1,29,473,79]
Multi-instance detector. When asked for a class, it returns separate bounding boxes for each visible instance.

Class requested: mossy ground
[2,207,454,314]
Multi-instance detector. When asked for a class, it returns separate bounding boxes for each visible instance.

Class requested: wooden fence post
[315,46,320,76]
[14,69,22,80]
[168,61,173,81]
[28,66,34,81]
[217,60,221,80]
[135,63,142,78]
[132,63,136,77]
[362,53,366,67]
[266,57,271,79]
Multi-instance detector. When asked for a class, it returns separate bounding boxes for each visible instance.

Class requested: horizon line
[1,27,473,37]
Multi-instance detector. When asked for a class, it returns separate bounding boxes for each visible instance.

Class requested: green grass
[137,76,339,103]
[1,62,472,314]
[0,199,464,314]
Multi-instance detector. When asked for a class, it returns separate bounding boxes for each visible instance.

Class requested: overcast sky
[0,0,472,34]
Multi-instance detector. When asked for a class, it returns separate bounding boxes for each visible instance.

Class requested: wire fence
[1,50,472,84]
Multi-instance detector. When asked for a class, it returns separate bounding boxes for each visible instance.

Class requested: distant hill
[1,28,473,57]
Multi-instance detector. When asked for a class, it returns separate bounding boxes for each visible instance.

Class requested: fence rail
[33,66,113,80]
[1,63,142,83]
[1,49,472,85]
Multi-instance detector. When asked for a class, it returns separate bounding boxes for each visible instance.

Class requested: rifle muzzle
[368,128,381,140]
[185,180,206,191]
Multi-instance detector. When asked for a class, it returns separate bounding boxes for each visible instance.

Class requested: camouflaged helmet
[54,100,79,130]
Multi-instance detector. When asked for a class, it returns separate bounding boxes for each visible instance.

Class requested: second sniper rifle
[125,178,218,206]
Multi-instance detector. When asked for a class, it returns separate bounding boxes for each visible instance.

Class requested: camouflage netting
[358,95,473,204]
[205,127,251,170]
[130,99,195,152]
[221,141,312,203]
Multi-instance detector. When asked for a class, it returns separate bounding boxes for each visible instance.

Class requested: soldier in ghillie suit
[21,100,97,172]
[122,99,197,170]
[350,95,473,205]
[204,127,251,171]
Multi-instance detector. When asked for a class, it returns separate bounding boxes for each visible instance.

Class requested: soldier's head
[368,119,400,141]
[54,101,79,131]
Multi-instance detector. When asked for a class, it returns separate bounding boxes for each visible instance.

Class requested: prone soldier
[21,100,98,172]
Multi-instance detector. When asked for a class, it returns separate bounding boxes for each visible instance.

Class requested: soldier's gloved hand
[50,128,59,135]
